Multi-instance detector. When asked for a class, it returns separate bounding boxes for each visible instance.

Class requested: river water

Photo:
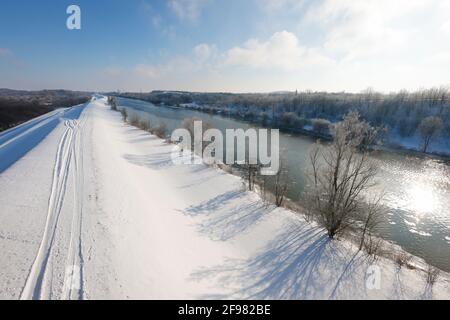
[118,97,450,272]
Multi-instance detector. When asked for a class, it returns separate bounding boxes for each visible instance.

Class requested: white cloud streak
[168,0,210,22]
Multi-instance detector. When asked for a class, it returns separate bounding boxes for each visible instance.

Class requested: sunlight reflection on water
[377,155,450,271]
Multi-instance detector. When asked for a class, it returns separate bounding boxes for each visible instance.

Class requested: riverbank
[101,97,450,299]
[140,97,450,160]
[116,96,450,274]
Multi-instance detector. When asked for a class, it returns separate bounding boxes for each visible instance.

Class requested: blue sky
[1,0,450,93]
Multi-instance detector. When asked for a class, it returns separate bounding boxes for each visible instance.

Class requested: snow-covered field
[0,97,449,300]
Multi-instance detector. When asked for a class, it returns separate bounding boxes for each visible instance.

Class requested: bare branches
[359,194,385,251]
[274,158,289,207]
[303,112,384,240]
[425,264,441,287]
[395,252,413,269]
[418,116,443,153]
[240,161,260,192]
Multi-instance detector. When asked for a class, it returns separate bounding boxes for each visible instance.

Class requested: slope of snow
[0,97,449,300]
[387,132,450,156]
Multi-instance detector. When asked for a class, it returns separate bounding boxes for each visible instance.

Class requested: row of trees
[117,87,450,153]
[106,97,168,139]
[0,90,90,132]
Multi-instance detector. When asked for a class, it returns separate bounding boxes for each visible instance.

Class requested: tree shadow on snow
[191,222,367,299]
[418,283,434,300]
[178,168,226,189]
[391,267,407,299]
[127,133,158,144]
[182,190,274,241]
[123,151,174,170]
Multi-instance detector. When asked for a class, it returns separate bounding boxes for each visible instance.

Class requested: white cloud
[302,0,450,62]
[193,43,217,62]
[0,48,24,68]
[224,31,332,70]
[134,64,158,78]
[0,48,12,57]
[260,0,306,12]
[168,0,210,22]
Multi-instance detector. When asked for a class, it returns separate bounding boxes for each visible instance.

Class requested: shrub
[120,109,128,122]
[152,122,167,139]
[129,114,140,127]
[138,119,151,132]
[281,112,306,129]
[363,235,383,261]
[425,264,440,287]
[395,252,413,269]
[311,118,331,135]
[418,116,443,152]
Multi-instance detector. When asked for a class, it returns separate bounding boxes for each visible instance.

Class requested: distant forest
[116,88,450,149]
[0,89,91,132]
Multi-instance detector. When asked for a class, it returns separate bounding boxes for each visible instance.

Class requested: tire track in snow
[62,109,88,300]
[20,114,85,300]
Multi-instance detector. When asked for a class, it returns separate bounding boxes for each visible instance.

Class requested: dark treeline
[0,89,91,132]
[116,88,450,144]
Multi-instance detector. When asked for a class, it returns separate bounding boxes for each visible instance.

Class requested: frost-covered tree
[304,112,381,239]
[418,116,443,153]
[311,118,331,136]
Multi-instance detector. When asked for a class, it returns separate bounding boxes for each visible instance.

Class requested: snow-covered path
[0,97,449,300]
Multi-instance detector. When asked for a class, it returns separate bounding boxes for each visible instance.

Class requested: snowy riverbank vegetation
[116,87,450,156]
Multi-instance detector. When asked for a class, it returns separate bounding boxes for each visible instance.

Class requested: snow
[0,97,449,300]
[387,132,450,156]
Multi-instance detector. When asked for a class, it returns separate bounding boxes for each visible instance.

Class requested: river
[117,97,450,273]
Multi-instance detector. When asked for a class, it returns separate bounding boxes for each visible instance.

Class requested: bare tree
[359,195,385,251]
[240,160,260,191]
[304,112,381,239]
[273,159,289,207]
[152,122,167,139]
[363,233,384,261]
[418,116,443,153]
[425,264,441,287]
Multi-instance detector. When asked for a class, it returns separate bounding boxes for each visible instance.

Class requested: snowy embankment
[0,97,449,300]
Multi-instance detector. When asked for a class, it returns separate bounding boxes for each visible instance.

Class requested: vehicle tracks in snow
[20,106,88,300]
